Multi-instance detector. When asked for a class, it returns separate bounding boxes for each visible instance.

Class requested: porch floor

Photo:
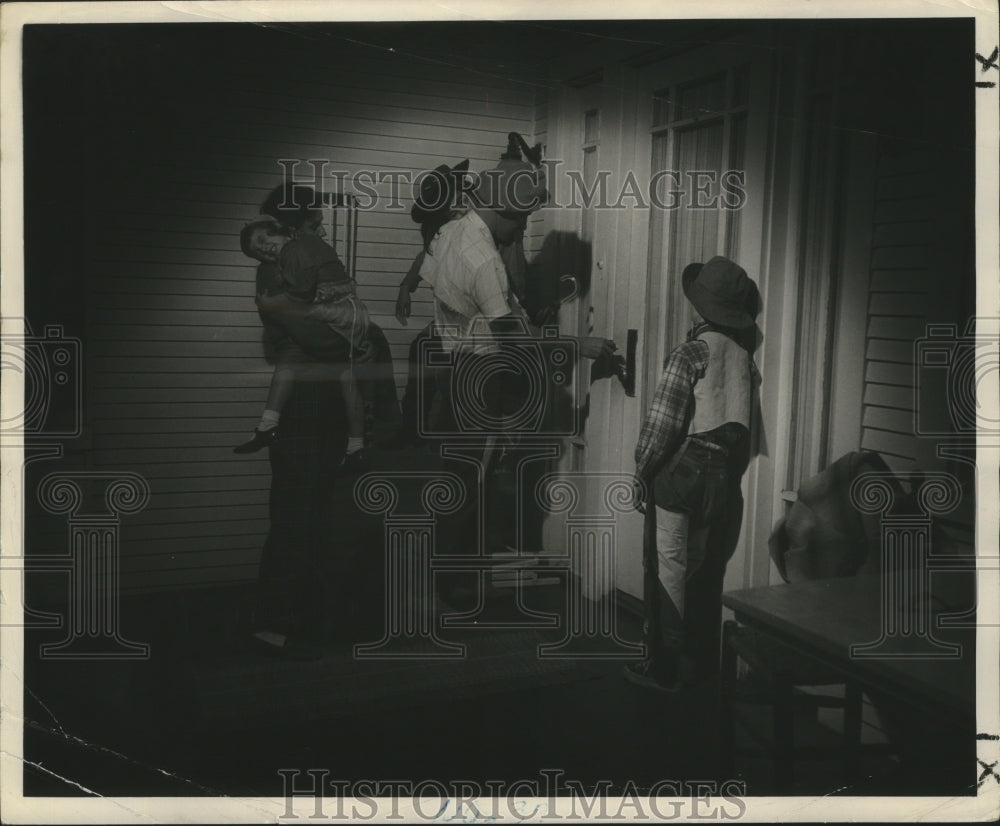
[20,581,968,800]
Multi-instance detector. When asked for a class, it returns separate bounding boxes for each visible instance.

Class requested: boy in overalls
[628,256,760,692]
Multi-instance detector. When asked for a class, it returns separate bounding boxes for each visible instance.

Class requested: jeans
[644,439,743,672]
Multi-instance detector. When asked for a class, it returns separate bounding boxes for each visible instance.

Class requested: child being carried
[235,218,374,469]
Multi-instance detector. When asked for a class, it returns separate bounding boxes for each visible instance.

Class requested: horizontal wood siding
[860,141,974,499]
[860,149,934,474]
[78,28,536,591]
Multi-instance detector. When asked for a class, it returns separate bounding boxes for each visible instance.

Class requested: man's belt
[688,436,729,457]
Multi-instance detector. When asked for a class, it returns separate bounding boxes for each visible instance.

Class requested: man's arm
[256,291,315,320]
[395,251,425,325]
[634,341,707,480]
[488,309,617,360]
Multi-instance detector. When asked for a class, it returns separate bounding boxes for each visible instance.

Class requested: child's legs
[655,506,690,624]
[265,365,297,415]
[339,367,365,440]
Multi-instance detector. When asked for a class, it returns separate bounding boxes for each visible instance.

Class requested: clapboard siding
[84,31,539,591]
[859,144,963,474]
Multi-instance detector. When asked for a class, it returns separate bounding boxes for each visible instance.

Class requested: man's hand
[396,253,424,326]
[576,336,618,360]
[395,287,412,326]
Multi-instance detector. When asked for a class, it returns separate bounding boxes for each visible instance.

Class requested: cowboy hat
[410,159,470,224]
[769,451,895,582]
[682,256,759,330]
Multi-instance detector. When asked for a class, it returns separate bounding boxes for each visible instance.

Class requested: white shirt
[419,211,514,354]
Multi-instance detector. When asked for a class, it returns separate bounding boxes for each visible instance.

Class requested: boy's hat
[410,159,470,224]
[682,256,759,329]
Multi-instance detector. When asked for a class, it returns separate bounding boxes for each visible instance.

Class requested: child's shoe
[233,428,279,454]
[340,447,371,475]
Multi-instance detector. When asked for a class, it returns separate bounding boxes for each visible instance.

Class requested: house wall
[25,25,538,592]
[24,20,974,597]
[862,144,975,475]
[532,20,975,599]
[823,22,976,527]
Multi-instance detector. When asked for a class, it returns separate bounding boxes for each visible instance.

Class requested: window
[646,67,750,347]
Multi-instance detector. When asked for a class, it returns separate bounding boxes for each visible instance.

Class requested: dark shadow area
[525,230,593,326]
[22,568,973,797]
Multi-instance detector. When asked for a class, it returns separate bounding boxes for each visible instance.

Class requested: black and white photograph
[1,1,998,822]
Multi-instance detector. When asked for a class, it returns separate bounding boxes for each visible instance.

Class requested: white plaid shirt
[419,211,514,354]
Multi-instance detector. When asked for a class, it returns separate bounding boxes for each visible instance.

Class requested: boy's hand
[632,474,647,514]
[395,287,412,326]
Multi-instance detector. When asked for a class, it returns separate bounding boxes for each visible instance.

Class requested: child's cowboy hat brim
[410,159,470,224]
[682,256,759,330]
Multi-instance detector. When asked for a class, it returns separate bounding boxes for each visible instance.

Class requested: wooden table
[721,574,976,724]
[719,574,978,792]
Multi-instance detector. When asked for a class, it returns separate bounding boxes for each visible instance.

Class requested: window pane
[584,108,600,143]
[725,113,748,256]
[670,122,723,268]
[676,74,726,121]
[659,121,724,338]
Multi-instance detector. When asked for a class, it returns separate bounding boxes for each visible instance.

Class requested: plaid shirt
[420,211,515,355]
[634,339,710,480]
